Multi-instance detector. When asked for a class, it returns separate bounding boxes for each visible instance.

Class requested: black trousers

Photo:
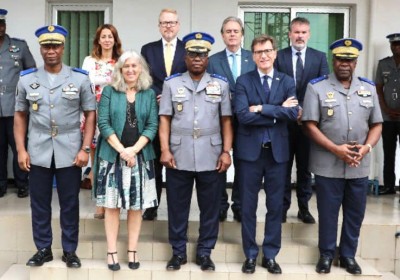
[29,161,81,252]
[382,121,400,189]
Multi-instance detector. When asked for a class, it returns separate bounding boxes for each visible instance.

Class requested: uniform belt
[34,123,80,137]
[171,126,220,138]
[262,142,272,149]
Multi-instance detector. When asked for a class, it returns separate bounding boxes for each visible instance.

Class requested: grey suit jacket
[207,48,255,93]
[15,65,96,168]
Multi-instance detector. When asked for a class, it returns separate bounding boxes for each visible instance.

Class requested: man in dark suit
[235,35,299,274]
[207,16,255,222]
[275,17,329,224]
[141,8,187,220]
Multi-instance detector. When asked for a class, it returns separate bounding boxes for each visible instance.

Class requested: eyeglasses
[159,21,178,27]
[187,52,208,59]
[253,49,275,56]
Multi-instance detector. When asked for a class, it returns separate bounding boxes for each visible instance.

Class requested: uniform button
[50,104,54,108]
[0,66,2,69]
[194,106,199,112]
[347,96,350,100]
[50,90,54,94]
[0,93,3,96]
[0,79,2,82]
[51,120,56,124]
[348,112,352,115]
[194,120,198,125]
[349,127,353,130]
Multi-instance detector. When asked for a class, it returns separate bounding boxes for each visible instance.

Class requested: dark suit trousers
[283,121,312,212]
[150,134,163,209]
[382,121,400,189]
[239,147,287,259]
[0,117,28,188]
[166,168,221,256]
[315,175,368,258]
[29,161,81,252]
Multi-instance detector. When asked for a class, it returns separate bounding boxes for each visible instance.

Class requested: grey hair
[110,50,152,92]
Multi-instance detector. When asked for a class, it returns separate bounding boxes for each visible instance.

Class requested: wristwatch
[82,145,91,153]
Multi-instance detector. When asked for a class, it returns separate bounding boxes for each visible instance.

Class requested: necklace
[126,102,137,128]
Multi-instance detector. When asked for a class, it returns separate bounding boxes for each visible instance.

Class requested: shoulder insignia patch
[165,73,182,81]
[20,68,38,77]
[310,75,328,85]
[210,73,228,82]
[358,77,375,86]
[72,67,89,75]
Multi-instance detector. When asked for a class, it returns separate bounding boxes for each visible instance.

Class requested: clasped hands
[120,147,137,167]
[335,143,370,167]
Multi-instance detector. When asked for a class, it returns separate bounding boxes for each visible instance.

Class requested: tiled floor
[1,185,400,225]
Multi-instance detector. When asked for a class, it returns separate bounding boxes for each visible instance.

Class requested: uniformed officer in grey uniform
[159,32,233,271]
[302,38,382,275]
[14,25,96,268]
[375,33,400,195]
[0,8,36,197]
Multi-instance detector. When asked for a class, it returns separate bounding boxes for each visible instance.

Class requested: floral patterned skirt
[95,154,157,210]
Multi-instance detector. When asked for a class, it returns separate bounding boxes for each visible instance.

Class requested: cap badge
[48,25,55,32]
[344,40,352,46]
[195,33,202,39]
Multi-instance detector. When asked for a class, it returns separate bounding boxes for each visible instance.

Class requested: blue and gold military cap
[329,38,363,59]
[182,32,215,53]
[386,33,400,42]
[35,25,68,45]
[0,9,7,21]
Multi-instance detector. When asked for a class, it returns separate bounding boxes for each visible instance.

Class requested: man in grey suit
[207,16,255,222]
[0,8,36,198]
[275,17,329,223]
[14,25,96,268]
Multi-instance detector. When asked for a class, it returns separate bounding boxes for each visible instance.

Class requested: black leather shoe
[261,258,282,274]
[379,187,396,195]
[17,187,29,198]
[166,255,187,270]
[26,248,53,266]
[297,209,316,224]
[232,209,242,222]
[339,257,362,274]
[242,258,256,274]
[219,209,227,222]
[143,208,158,220]
[316,256,333,273]
[0,186,6,197]
[62,251,81,268]
[196,255,215,271]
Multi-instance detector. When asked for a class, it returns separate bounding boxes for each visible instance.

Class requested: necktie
[230,53,238,81]
[262,75,271,143]
[296,51,304,90]
[165,42,172,76]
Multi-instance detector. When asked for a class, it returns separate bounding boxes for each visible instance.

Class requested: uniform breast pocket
[359,98,374,118]
[61,91,80,111]
[26,93,43,112]
[204,95,222,117]
[321,101,340,120]
[171,95,190,115]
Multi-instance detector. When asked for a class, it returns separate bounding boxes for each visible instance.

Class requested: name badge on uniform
[206,81,221,97]
[357,90,371,97]
[327,108,334,117]
[175,87,186,98]
[32,102,38,111]
[177,102,183,112]
[29,92,39,97]
[63,83,78,93]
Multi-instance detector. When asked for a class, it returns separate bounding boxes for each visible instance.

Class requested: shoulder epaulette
[210,73,228,82]
[310,75,328,85]
[72,67,89,75]
[165,73,182,81]
[358,77,375,86]
[20,68,37,77]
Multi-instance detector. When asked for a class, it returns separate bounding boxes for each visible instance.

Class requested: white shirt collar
[162,37,178,47]
[226,48,242,57]
[291,46,307,56]
[258,68,274,79]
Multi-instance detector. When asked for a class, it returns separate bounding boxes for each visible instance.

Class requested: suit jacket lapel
[251,70,266,104]
[217,52,235,86]
[241,49,253,74]
[156,39,167,77]
[269,71,281,103]
[284,48,294,77]
[302,48,313,87]
[171,39,185,74]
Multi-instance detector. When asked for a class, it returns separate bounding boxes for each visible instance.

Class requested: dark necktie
[262,75,271,143]
[296,51,304,90]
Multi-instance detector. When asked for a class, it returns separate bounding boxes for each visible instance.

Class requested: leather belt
[171,126,220,139]
[34,123,80,137]
[262,142,272,149]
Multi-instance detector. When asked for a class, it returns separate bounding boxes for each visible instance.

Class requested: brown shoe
[80,178,92,189]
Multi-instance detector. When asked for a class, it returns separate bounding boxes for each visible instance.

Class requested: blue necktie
[262,75,271,143]
[230,53,238,81]
[296,51,304,90]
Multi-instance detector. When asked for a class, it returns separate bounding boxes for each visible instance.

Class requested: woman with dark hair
[81,24,123,219]
[93,50,158,271]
